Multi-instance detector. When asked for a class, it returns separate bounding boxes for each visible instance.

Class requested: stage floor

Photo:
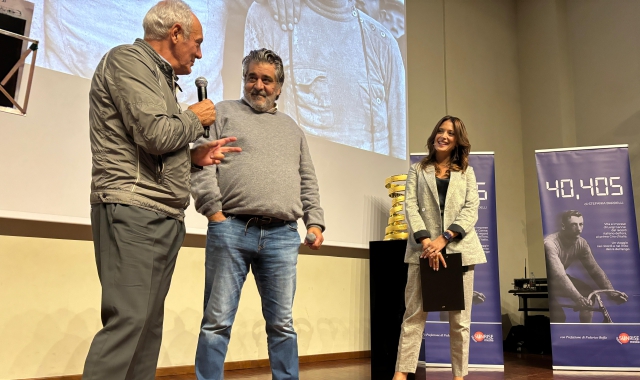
[161,353,639,379]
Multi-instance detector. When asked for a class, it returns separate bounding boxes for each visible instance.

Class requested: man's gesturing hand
[190,137,241,166]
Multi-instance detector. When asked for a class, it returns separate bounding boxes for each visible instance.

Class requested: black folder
[420,252,465,312]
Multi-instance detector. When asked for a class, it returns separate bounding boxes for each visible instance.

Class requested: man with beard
[545,210,627,323]
[190,48,325,380]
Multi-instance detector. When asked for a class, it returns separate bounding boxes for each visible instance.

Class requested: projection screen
[0,0,408,248]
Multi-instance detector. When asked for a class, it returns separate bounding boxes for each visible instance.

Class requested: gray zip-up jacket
[89,39,204,220]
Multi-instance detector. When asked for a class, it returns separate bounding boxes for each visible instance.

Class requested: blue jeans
[195,216,301,380]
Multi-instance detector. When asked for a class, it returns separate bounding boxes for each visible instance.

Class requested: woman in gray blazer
[393,116,486,380]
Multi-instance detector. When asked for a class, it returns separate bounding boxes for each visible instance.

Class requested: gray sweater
[190,99,325,231]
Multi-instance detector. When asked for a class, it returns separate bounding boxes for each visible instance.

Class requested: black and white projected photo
[29,0,407,159]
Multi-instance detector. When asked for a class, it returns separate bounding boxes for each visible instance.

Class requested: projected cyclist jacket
[244,0,407,159]
[89,39,204,221]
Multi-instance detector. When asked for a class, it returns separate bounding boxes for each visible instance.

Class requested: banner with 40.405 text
[536,145,640,370]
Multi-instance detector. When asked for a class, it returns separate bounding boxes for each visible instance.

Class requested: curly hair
[242,48,285,85]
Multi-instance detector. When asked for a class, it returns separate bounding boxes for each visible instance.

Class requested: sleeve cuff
[413,230,430,243]
[448,224,466,240]
[197,201,222,218]
[306,224,325,232]
[185,109,205,139]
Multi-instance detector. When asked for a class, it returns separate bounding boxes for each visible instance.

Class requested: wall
[517,0,577,278]
[407,0,446,154]
[566,0,640,232]
[517,0,640,278]
[0,228,370,379]
[444,0,528,325]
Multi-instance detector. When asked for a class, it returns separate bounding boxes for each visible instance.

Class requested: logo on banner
[472,331,494,343]
[616,333,640,345]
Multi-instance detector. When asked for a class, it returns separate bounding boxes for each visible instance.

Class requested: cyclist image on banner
[545,209,628,323]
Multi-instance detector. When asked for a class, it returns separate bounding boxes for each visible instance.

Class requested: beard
[244,89,276,112]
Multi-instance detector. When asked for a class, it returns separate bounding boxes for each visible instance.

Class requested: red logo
[617,333,630,344]
[473,331,485,342]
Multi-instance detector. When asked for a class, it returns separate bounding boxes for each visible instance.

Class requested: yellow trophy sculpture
[384,174,409,240]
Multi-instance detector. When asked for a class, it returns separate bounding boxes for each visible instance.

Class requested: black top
[436,177,450,219]
[412,172,466,244]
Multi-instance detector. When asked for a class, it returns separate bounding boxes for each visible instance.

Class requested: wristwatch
[442,230,453,242]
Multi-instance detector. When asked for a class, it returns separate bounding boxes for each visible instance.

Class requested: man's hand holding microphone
[188,77,242,167]
[188,97,216,129]
[305,227,324,250]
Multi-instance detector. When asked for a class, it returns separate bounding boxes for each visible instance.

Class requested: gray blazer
[404,163,486,266]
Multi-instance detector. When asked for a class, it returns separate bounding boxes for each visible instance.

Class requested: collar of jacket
[134,38,179,92]
[306,0,354,21]
[421,164,462,206]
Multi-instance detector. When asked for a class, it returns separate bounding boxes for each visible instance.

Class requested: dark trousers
[82,203,185,380]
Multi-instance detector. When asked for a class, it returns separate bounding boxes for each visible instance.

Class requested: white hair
[143,0,194,40]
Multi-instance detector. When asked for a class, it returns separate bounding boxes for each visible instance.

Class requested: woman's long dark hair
[419,116,471,176]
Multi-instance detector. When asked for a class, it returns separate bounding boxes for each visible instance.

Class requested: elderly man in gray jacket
[84,1,239,379]
[191,48,324,380]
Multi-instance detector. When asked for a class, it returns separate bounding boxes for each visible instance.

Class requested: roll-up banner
[535,145,640,371]
[410,153,504,368]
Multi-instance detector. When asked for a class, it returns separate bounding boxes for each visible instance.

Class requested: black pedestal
[370,240,409,380]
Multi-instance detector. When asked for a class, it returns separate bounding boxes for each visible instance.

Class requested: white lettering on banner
[546,177,625,200]
[595,222,631,251]
[424,333,449,338]
[584,201,625,206]
[475,226,489,243]
[477,182,487,201]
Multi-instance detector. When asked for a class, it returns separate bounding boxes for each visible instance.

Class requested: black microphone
[195,76,210,138]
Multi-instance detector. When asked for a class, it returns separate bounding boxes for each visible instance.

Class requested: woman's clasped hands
[420,237,448,271]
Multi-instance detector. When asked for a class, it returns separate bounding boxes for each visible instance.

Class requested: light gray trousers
[395,263,475,377]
